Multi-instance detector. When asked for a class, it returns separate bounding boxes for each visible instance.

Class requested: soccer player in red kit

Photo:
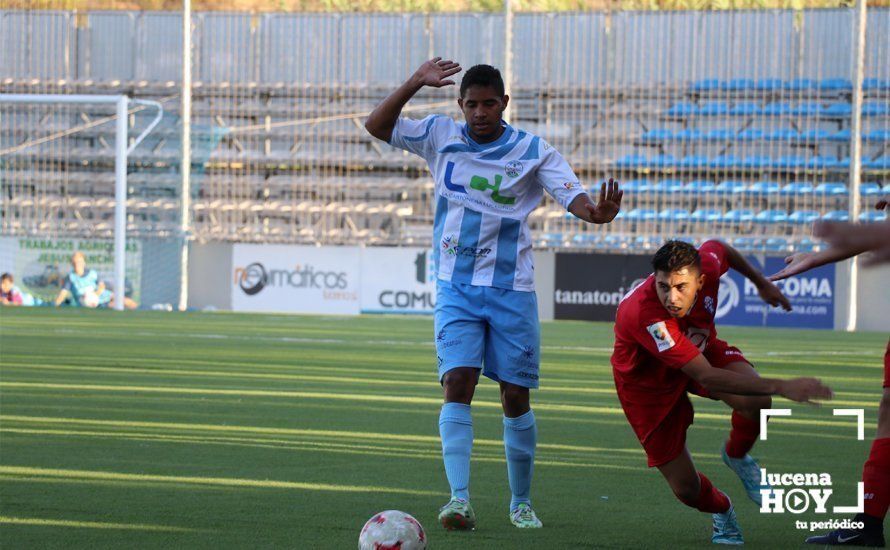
[612,240,833,545]
[769,200,889,547]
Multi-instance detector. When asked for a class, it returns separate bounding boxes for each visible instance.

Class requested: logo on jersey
[505,161,524,178]
[646,321,676,352]
[704,296,715,315]
[441,235,491,258]
[563,182,577,190]
[443,161,516,205]
[716,275,740,319]
[442,235,460,256]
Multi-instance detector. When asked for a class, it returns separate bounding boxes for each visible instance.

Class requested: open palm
[413,57,462,88]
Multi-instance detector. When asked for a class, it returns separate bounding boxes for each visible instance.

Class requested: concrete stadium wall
[834,260,890,333]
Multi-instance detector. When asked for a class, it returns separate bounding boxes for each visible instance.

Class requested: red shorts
[637,339,751,468]
[884,340,889,389]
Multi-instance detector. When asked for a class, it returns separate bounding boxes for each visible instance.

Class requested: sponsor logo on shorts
[436,329,446,342]
[522,345,535,359]
[516,371,539,381]
[647,321,676,352]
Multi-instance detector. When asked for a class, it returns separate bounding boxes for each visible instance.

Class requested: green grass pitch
[0,308,886,548]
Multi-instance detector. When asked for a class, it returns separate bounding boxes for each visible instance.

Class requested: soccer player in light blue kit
[54,251,137,309]
[365,58,622,531]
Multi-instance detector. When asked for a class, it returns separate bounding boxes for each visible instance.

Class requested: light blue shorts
[434,280,540,389]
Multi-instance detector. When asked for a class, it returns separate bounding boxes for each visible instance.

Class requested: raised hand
[413,57,462,89]
[756,279,792,311]
[768,252,818,282]
[584,178,623,224]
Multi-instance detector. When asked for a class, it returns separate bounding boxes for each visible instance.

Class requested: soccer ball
[358,510,427,550]
[81,290,100,308]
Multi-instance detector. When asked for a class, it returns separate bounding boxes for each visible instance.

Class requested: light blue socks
[439,402,473,500]
[504,409,537,510]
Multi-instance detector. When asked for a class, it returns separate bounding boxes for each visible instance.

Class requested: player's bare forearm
[568,179,622,224]
[568,194,595,222]
[53,289,68,307]
[722,241,769,288]
[364,75,424,143]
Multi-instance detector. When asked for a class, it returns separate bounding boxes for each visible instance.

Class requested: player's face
[72,255,85,274]
[458,85,509,143]
[0,279,11,293]
[654,267,705,318]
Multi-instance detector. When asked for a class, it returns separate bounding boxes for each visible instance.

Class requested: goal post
[0,93,163,311]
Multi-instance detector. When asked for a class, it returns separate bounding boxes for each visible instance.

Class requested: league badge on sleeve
[647,321,676,352]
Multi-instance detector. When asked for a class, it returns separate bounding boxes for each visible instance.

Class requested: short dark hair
[1,273,12,283]
[460,64,505,97]
[652,241,701,274]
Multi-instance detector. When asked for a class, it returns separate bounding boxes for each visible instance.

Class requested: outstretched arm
[568,179,623,224]
[364,57,461,143]
[720,241,791,311]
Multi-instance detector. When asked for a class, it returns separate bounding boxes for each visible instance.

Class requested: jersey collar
[461,120,514,151]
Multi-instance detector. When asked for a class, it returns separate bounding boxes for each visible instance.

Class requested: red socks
[725,411,760,459]
[863,437,890,520]
[678,473,731,514]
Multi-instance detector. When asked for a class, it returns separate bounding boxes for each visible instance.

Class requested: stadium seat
[648,154,677,168]
[823,103,852,117]
[658,208,691,222]
[784,79,817,91]
[738,128,764,140]
[796,237,821,252]
[700,102,729,116]
[741,156,771,169]
[863,102,890,117]
[745,181,782,197]
[781,182,815,196]
[682,180,716,194]
[679,155,709,168]
[788,210,820,224]
[641,129,673,142]
[665,102,699,116]
[625,208,658,222]
[828,129,851,141]
[690,209,722,223]
[864,129,890,142]
[633,235,663,249]
[730,102,762,116]
[755,210,788,224]
[791,102,824,116]
[765,128,799,141]
[722,78,756,91]
[714,180,748,195]
[863,78,890,91]
[732,236,761,251]
[822,210,850,221]
[814,182,847,197]
[540,232,565,246]
[691,79,721,92]
[722,209,756,223]
[864,157,890,170]
[835,157,852,169]
[617,179,652,193]
[650,179,685,194]
[704,128,734,141]
[764,237,790,253]
[755,78,783,91]
[773,156,806,169]
[571,233,599,245]
[820,78,852,91]
[800,129,830,141]
[602,234,631,249]
[709,155,743,169]
[859,211,888,223]
[616,154,647,168]
[860,182,883,196]
[763,102,793,116]
[674,128,704,141]
[806,156,838,169]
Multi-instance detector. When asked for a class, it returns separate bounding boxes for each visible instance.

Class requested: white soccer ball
[81,290,100,308]
[358,510,427,550]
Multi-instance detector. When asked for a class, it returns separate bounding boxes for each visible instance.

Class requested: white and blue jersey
[63,269,111,306]
[390,115,585,292]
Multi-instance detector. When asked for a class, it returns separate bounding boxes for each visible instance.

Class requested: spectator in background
[1,273,23,306]
[54,251,137,309]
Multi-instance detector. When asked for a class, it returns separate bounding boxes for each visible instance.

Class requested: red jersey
[611,240,730,441]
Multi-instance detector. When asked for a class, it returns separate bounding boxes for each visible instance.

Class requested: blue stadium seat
[690,209,722,223]
[700,102,729,116]
[764,237,790,253]
[763,102,793,116]
[860,210,888,223]
[641,129,673,142]
[792,102,824,116]
[863,102,890,117]
[738,128,764,141]
[723,209,756,223]
[650,179,685,194]
[863,78,890,91]
[860,182,883,196]
[835,157,852,169]
[732,237,761,251]
[722,79,756,91]
[730,102,762,116]
[784,79,817,91]
[571,233,599,245]
[673,236,697,245]
[820,78,852,91]
[675,128,704,141]
[755,210,789,224]
[780,182,814,196]
[765,128,799,141]
[800,129,830,141]
[773,156,806,169]
[679,155,709,168]
[625,208,658,222]
[658,208,691,221]
[865,130,890,142]
[806,156,839,169]
[788,210,820,224]
[741,156,771,169]
[822,210,850,221]
[755,78,783,91]
[823,103,852,117]
[704,128,734,141]
[634,235,664,250]
[648,154,677,168]
[616,154,647,168]
[692,79,722,92]
[746,181,782,197]
[618,179,651,193]
[715,180,748,195]
[682,180,716,194]
[603,234,631,249]
[796,237,820,252]
[828,129,851,141]
[710,155,743,169]
[666,103,699,116]
[864,157,890,170]
[814,182,847,196]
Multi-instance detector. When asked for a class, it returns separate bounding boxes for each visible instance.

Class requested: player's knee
[672,482,700,506]
[442,369,476,403]
[500,383,529,406]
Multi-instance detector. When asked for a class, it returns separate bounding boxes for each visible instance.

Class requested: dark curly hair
[460,64,505,98]
[652,240,701,274]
